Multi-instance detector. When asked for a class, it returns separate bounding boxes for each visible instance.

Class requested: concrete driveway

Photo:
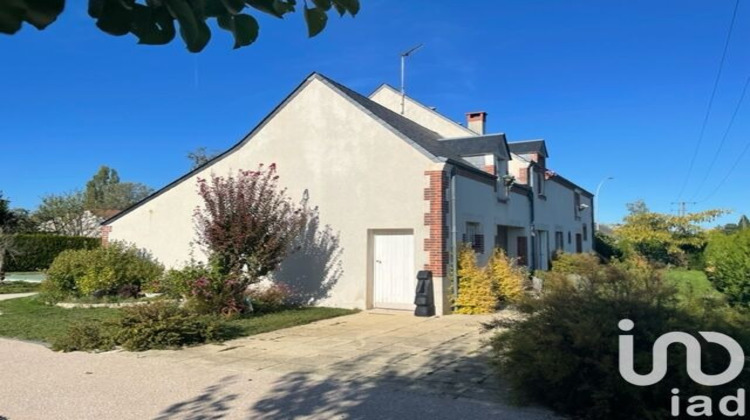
[0,310,555,419]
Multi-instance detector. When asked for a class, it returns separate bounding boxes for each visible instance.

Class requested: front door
[373,231,415,309]
[538,230,549,270]
[576,233,583,253]
[517,236,528,267]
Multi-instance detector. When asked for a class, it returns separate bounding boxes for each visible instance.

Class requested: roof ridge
[369,83,476,137]
[509,139,545,144]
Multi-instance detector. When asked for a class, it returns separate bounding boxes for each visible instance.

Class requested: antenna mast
[400,44,423,114]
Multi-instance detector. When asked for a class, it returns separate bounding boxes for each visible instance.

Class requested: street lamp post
[594,176,614,230]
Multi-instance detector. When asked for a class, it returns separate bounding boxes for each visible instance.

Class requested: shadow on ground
[155,375,241,420]
[247,329,552,419]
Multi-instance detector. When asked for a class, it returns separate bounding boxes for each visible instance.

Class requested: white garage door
[373,231,415,309]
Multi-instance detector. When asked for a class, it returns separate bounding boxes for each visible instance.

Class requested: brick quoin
[100,225,112,247]
[423,171,448,277]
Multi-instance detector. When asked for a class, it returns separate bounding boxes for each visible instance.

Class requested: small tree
[194,163,308,286]
[615,202,726,266]
[84,166,152,212]
[34,191,100,237]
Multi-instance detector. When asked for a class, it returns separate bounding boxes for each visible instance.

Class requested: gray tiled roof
[508,139,548,157]
[438,134,510,159]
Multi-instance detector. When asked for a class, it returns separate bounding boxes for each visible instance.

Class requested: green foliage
[0,192,37,233]
[84,165,152,211]
[614,202,725,266]
[2,234,99,272]
[113,302,224,351]
[663,269,722,302]
[593,231,623,261]
[52,302,224,352]
[44,242,163,299]
[34,191,95,236]
[0,296,355,349]
[0,297,120,344]
[155,261,211,297]
[486,257,749,419]
[704,229,750,308]
[549,252,602,276]
[51,321,115,352]
[0,191,12,227]
[0,281,41,294]
[1,0,360,53]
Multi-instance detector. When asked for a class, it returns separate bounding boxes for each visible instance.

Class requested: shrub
[52,321,114,352]
[185,271,247,317]
[453,244,496,314]
[704,229,750,308]
[194,164,308,282]
[486,257,749,419]
[247,282,292,313]
[593,231,623,261]
[3,234,99,272]
[43,248,90,298]
[44,242,163,299]
[114,302,224,351]
[549,252,602,276]
[154,260,212,298]
[54,302,225,352]
[486,248,527,304]
[191,165,309,315]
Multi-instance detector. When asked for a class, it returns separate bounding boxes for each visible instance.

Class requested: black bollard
[414,270,435,317]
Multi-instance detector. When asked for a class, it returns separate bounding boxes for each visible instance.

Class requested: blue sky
[1,0,749,226]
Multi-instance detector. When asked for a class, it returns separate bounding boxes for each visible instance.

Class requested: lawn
[0,281,41,294]
[0,297,356,346]
[663,269,721,299]
[0,297,120,343]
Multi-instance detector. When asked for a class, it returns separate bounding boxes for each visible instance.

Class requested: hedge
[704,229,750,308]
[3,234,100,272]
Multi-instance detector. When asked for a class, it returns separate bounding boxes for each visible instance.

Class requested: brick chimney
[466,111,487,135]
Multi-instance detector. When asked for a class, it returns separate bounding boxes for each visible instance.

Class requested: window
[536,170,545,196]
[583,224,588,241]
[568,231,572,244]
[555,231,564,251]
[464,222,484,253]
[574,192,581,219]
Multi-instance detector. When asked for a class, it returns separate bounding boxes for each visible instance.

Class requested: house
[102,73,594,315]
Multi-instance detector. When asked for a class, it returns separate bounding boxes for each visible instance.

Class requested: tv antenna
[400,43,423,114]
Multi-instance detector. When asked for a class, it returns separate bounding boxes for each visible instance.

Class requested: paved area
[0,310,555,419]
[0,292,37,301]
